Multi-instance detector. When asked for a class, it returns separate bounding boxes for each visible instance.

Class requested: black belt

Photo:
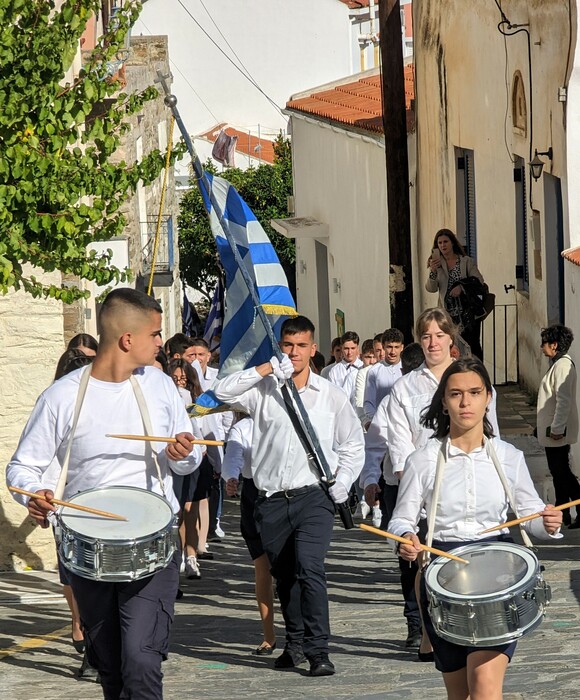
[258,483,323,499]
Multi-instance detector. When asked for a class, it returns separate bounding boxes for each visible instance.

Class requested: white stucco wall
[0,270,65,571]
[415,0,572,389]
[135,0,352,177]
[290,116,391,355]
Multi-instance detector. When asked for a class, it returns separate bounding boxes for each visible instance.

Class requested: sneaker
[214,523,225,538]
[405,624,422,649]
[356,502,371,519]
[274,648,306,669]
[179,555,186,574]
[185,556,201,579]
[371,505,382,528]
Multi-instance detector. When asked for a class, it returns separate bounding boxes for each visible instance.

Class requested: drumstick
[479,497,580,534]
[359,523,469,564]
[8,486,128,521]
[106,434,224,446]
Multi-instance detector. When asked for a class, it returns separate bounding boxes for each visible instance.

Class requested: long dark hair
[67,333,98,353]
[432,228,466,256]
[54,349,93,381]
[421,358,494,439]
[168,358,202,401]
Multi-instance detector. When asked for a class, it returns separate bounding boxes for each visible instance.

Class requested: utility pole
[379,0,414,342]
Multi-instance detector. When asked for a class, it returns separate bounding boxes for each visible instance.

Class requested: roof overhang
[270,217,329,239]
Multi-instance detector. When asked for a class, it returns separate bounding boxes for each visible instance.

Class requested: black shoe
[274,649,306,668]
[309,653,335,677]
[197,551,214,560]
[405,626,422,649]
[255,641,276,656]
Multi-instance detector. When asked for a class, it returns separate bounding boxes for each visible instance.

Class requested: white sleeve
[386,384,416,473]
[221,426,247,482]
[363,369,377,419]
[387,452,425,539]
[166,385,204,475]
[488,387,501,437]
[551,360,576,435]
[360,398,390,489]
[212,367,264,412]
[332,398,365,492]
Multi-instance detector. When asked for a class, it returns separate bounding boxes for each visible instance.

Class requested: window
[512,72,527,137]
[455,148,477,260]
[514,157,529,291]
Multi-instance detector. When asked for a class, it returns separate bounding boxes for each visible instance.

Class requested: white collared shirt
[212,368,364,495]
[327,358,364,392]
[388,438,560,542]
[360,395,399,489]
[221,417,253,481]
[363,361,403,419]
[386,363,500,473]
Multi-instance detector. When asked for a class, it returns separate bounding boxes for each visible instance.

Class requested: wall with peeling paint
[415,0,573,392]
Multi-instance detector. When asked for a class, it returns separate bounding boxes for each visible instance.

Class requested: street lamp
[530,147,553,181]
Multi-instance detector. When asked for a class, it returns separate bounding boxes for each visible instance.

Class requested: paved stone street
[2,389,580,699]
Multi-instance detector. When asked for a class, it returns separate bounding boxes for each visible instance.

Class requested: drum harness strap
[54,365,167,501]
[423,437,534,569]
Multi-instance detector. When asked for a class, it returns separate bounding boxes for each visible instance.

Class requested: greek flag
[187,171,296,417]
[203,279,224,352]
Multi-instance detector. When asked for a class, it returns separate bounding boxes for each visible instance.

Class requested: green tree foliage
[178,134,296,303]
[0,0,184,302]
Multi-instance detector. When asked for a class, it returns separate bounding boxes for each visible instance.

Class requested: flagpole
[156,73,337,486]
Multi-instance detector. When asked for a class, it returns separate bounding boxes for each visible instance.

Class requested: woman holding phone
[426,228,486,360]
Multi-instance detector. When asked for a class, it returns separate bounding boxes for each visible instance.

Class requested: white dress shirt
[6,367,203,513]
[212,368,365,496]
[360,395,399,489]
[388,437,560,542]
[327,358,363,392]
[363,361,403,419]
[386,363,500,474]
[221,417,253,481]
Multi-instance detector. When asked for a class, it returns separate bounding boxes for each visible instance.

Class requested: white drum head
[426,542,539,599]
[60,486,173,541]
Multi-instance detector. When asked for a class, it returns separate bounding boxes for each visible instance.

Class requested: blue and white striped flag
[203,278,224,353]
[187,171,296,417]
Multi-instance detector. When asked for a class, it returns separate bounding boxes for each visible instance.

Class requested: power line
[175,0,285,118]
[137,17,221,124]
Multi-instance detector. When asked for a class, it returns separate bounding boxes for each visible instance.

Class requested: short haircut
[381,328,404,346]
[155,348,169,373]
[361,339,375,355]
[341,331,359,346]
[540,324,574,354]
[331,336,342,350]
[415,307,457,344]
[166,333,194,357]
[311,350,326,374]
[373,333,383,344]
[67,333,99,353]
[400,343,425,375]
[98,288,162,344]
[188,336,210,351]
[281,315,315,337]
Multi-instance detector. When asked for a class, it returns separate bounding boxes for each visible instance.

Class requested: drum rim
[425,541,540,600]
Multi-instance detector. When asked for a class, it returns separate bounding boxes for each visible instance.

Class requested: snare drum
[55,486,177,582]
[424,542,551,647]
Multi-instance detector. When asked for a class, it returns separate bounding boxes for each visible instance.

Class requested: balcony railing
[142,215,175,286]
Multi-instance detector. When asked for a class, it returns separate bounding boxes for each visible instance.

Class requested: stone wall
[0,269,65,571]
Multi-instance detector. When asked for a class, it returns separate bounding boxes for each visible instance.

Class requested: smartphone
[431,248,441,261]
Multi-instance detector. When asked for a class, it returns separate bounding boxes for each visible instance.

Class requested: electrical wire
[137,17,221,124]
[176,0,285,118]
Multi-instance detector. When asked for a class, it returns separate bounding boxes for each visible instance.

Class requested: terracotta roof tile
[197,124,275,164]
[562,247,580,266]
[338,0,370,8]
[286,66,415,135]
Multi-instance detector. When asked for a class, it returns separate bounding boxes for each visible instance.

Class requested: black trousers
[461,320,483,360]
[70,552,179,700]
[254,484,335,657]
[545,445,580,510]
[381,481,420,629]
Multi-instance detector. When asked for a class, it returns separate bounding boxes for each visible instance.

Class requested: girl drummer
[389,358,562,700]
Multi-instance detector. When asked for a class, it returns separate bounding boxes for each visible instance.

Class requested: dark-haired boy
[327,331,363,392]
[363,328,404,420]
[213,315,364,677]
